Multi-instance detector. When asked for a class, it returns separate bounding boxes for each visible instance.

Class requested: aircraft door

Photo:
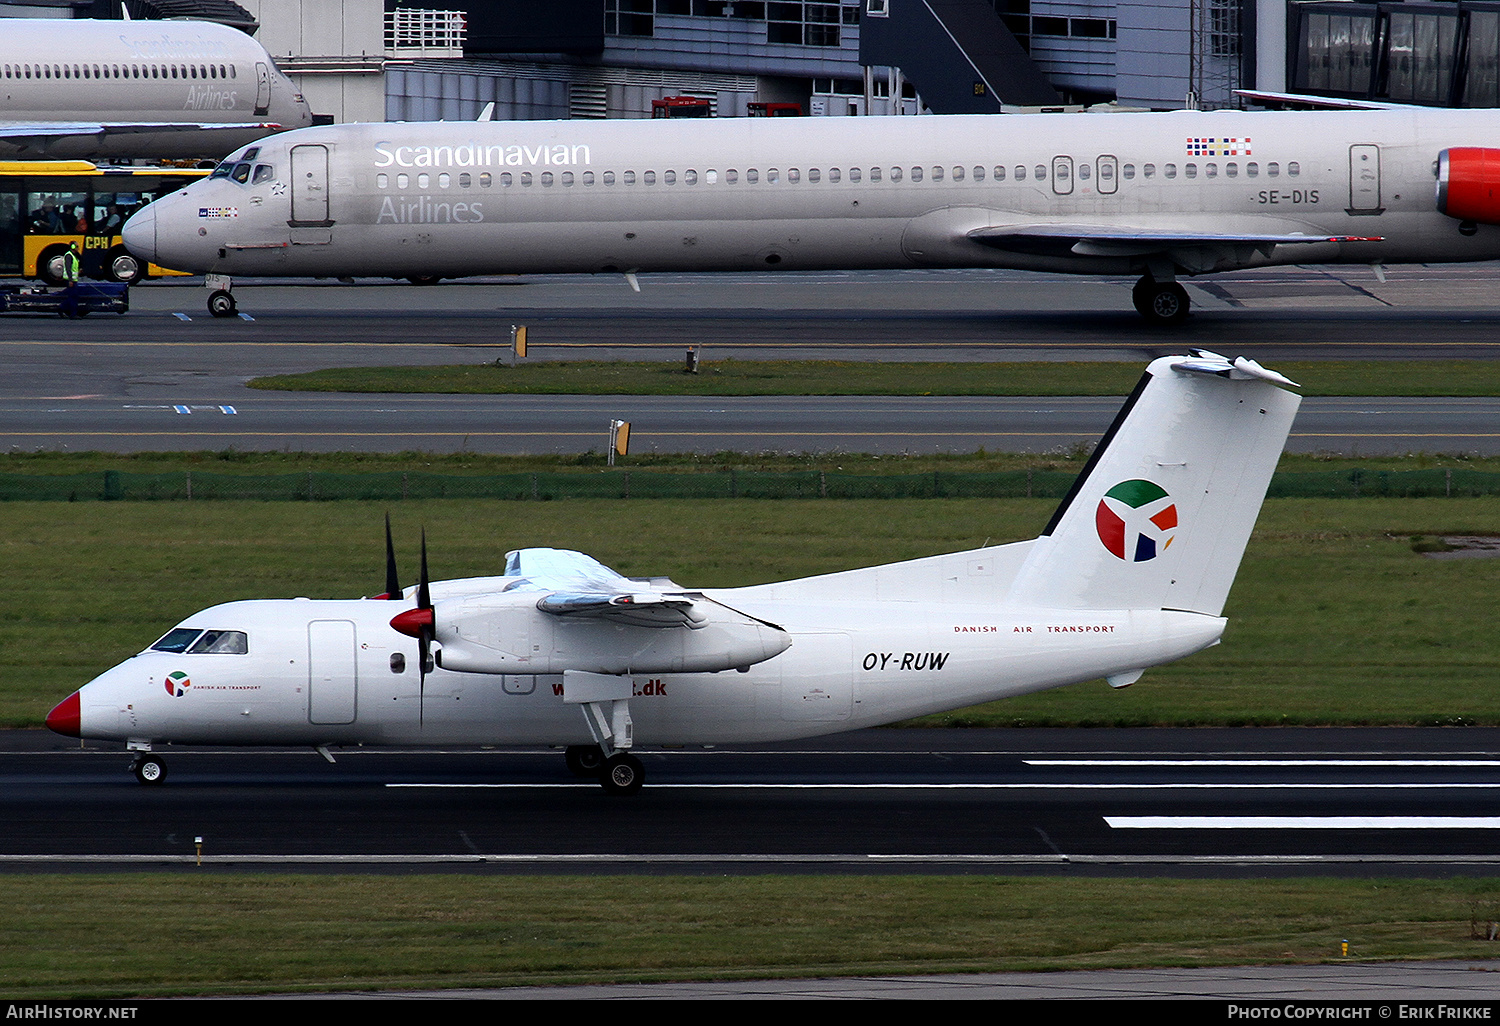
[1348,144,1383,214]
[290,144,332,228]
[307,620,358,725]
[1096,155,1118,195]
[254,62,271,115]
[1051,155,1074,196]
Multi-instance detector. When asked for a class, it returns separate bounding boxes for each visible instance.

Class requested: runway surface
[0,266,1498,454]
[13,727,1500,876]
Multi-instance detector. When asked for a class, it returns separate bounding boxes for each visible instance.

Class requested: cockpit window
[230,162,252,184]
[251,164,274,185]
[242,147,260,161]
[187,630,248,654]
[209,163,231,180]
[150,628,201,653]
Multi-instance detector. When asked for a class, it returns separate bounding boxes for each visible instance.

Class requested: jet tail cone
[46,692,80,738]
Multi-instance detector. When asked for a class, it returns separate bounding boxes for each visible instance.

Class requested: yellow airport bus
[0,161,209,284]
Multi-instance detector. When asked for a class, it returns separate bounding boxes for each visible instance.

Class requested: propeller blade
[417,529,432,725]
[384,514,401,600]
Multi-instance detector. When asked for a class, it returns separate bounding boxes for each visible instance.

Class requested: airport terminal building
[11,0,1500,118]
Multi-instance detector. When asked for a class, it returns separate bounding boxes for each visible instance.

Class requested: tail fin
[1007,351,1300,616]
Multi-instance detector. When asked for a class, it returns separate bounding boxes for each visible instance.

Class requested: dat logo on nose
[1096,479,1178,562]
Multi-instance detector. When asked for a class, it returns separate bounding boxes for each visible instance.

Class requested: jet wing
[0,121,283,151]
[969,224,1382,258]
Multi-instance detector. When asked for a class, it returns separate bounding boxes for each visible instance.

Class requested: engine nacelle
[428,591,791,676]
[1437,147,1500,224]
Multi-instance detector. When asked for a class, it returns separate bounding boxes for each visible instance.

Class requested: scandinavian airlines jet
[122,107,1500,321]
[48,350,1297,792]
[0,18,313,159]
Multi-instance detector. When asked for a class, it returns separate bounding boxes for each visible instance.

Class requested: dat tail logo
[1096,479,1178,562]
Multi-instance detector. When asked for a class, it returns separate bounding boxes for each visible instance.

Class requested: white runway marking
[1027,759,1500,767]
[1108,816,1500,829]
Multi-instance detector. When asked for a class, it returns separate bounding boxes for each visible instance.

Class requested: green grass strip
[4,875,1499,996]
[250,359,1500,397]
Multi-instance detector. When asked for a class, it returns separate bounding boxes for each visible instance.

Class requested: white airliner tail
[1006,351,1300,616]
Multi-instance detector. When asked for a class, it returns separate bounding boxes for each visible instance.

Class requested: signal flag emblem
[1096,480,1178,561]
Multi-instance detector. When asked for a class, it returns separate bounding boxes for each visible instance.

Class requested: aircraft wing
[1234,90,1401,111]
[0,121,282,149]
[503,546,707,628]
[536,590,706,628]
[969,224,1382,258]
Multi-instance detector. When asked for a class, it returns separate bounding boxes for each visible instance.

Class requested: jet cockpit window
[210,162,233,180]
[187,630,249,655]
[251,165,274,185]
[230,163,253,184]
[150,628,203,653]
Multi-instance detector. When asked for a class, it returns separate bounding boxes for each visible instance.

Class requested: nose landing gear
[205,274,237,318]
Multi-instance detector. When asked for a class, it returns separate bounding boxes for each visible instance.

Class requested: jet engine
[1437,147,1500,224]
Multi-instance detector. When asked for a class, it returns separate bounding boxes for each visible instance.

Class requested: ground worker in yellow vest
[60,242,81,286]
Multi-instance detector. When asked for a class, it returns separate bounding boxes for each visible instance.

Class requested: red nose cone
[390,606,434,638]
[46,691,80,737]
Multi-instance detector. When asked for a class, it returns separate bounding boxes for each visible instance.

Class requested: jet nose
[46,691,80,738]
[121,204,157,264]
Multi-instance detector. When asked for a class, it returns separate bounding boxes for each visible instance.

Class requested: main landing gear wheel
[599,752,644,795]
[207,290,237,318]
[565,744,605,777]
[130,755,166,785]
[1132,278,1190,325]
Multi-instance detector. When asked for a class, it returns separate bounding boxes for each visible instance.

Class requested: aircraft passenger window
[417,173,430,188]
[684,169,697,184]
[563,171,575,185]
[1205,163,1216,178]
[1143,163,1155,178]
[521,172,533,186]
[951,166,962,181]
[767,168,779,183]
[1014,165,1025,180]
[397,173,409,188]
[459,172,471,187]
[150,628,202,654]
[376,174,388,188]
[1122,164,1134,180]
[890,167,902,182]
[869,167,880,181]
[602,171,614,184]
[993,166,1004,180]
[746,169,757,183]
[973,166,984,181]
[230,163,252,184]
[390,653,406,674]
[807,169,819,183]
[785,168,797,183]
[1164,164,1177,179]
[541,172,554,186]
[704,170,716,184]
[624,171,636,184]
[1288,162,1300,177]
[663,170,675,185]
[1246,162,1258,177]
[849,167,861,182]
[828,168,840,182]
[909,167,922,182]
[252,165,274,185]
[1035,165,1047,180]
[1267,162,1279,177]
[187,631,248,655]
[931,166,944,181]
[1078,164,1090,180]
[644,171,656,185]
[438,173,450,188]
[230,65,236,78]
[1225,163,1237,178]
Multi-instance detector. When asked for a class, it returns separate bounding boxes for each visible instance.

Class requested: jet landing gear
[564,743,645,795]
[129,754,167,785]
[1131,276,1190,325]
[205,274,237,318]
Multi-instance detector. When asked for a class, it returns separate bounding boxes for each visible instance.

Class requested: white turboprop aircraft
[120,106,1500,322]
[47,350,1298,793]
[0,18,313,159]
